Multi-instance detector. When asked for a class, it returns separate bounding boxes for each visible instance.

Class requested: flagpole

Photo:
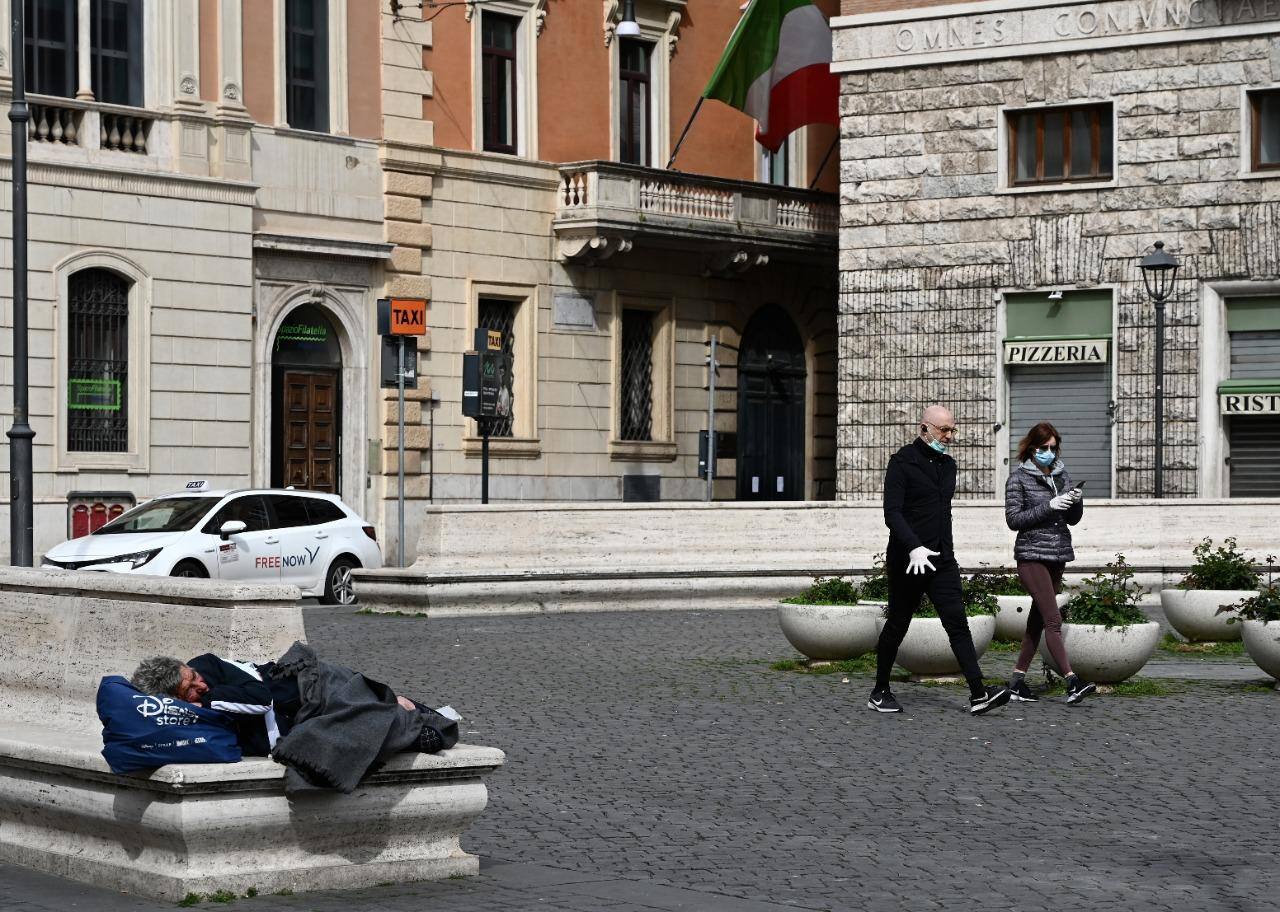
[666,96,705,170]
[808,136,838,190]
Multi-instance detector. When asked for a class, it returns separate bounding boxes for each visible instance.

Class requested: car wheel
[170,559,208,579]
[324,557,359,606]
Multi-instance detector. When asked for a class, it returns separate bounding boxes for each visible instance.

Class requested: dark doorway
[736,305,806,501]
[271,305,342,494]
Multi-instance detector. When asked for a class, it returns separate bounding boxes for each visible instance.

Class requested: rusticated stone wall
[836,33,1280,500]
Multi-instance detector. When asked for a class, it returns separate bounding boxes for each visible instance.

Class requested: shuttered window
[1226,320,1280,496]
[1008,364,1112,497]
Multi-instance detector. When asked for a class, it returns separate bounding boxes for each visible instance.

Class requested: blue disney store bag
[97,675,242,773]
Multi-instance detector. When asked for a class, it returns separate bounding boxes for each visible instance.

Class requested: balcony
[27,95,155,155]
[553,161,836,272]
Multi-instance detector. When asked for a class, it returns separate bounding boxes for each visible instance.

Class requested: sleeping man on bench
[127,644,459,793]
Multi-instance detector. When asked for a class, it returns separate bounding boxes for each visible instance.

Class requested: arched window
[67,268,130,452]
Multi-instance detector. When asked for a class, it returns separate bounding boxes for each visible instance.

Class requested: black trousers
[875,554,985,694]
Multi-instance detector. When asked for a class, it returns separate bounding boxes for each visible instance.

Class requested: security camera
[1047,290,1064,301]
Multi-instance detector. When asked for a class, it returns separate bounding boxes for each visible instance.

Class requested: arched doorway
[271,304,342,493]
[737,305,807,501]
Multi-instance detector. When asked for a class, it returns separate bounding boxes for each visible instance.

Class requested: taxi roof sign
[184,480,209,491]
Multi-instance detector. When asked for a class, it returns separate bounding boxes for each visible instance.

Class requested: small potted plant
[1046,555,1160,683]
[778,576,879,662]
[875,575,997,676]
[1161,537,1260,642]
[1222,555,1280,683]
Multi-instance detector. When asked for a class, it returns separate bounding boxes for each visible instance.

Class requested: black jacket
[883,438,957,564]
[187,654,300,757]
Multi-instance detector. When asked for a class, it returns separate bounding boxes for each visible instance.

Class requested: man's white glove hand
[1049,492,1076,511]
[907,546,939,575]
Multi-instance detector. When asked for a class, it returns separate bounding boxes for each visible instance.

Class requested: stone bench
[0,568,505,900]
[352,500,1280,616]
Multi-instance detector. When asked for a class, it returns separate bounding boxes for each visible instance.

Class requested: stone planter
[874,614,995,676]
[1159,589,1252,642]
[777,602,879,661]
[994,593,1070,642]
[1039,622,1161,684]
[1241,619,1280,681]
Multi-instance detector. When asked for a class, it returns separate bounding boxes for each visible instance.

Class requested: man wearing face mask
[867,404,1011,715]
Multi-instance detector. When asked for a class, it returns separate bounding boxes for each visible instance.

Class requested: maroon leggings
[1015,560,1072,675]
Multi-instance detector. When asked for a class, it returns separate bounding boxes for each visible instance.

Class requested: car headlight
[115,548,164,569]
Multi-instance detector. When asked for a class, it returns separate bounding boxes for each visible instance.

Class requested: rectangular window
[481,12,518,154]
[1250,90,1280,171]
[90,0,143,107]
[67,269,130,453]
[619,39,652,166]
[477,297,517,438]
[286,0,329,132]
[25,0,76,98]
[762,142,789,186]
[1008,103,1113,186]
[619,309,655,441]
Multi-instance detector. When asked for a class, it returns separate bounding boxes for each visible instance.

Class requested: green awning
[1218,379,1280,394]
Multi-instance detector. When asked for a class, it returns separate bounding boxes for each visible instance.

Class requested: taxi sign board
[389,297,426,336]
[487,330,502,351]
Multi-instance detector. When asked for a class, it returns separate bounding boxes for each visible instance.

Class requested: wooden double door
[277,370,338,494]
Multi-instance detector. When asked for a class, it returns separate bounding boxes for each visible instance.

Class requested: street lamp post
[1139,240,1180,500]
[7,5,34,565]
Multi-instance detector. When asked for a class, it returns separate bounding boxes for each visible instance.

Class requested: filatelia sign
[1004,339,1110,365]
[1221,392,1280,414]
[834,0,1280,72]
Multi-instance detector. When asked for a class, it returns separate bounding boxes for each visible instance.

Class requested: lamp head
[617,0,641,37]
[1139,240,1180,303]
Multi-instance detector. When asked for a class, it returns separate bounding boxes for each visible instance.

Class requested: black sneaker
[1009,680,1038,702]
[969,685,1011,715]
[866,689,903,713]
[1066,678,1097,705]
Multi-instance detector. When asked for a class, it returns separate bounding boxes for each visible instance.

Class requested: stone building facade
[0,0,387,555]
[372,1,843,558]
[832,0,1280,501]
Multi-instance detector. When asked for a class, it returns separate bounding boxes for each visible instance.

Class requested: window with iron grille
[478,298,517,437]
[618,39,652,166]
[481,12,518,154]
[1250,90,1280,171]
[619,309,654,441]
[67,268,130,453]
[286,0,329,132]
[91,0,143,106]
[25,0,77,98]
[1008,103,1113,186]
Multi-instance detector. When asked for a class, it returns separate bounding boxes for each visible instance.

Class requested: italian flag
[702,0,839,153]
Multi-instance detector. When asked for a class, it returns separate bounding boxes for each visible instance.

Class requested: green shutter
[1005,291,1112,341]
[1226,296,1280,332]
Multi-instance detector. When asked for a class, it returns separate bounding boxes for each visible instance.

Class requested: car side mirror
[219,520,247,541]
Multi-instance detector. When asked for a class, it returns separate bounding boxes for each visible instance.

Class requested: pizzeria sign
[1004,338,1110,366]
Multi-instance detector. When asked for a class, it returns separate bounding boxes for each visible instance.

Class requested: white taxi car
[41,482,383,605]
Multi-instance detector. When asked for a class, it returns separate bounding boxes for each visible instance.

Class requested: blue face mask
[928,439,948,454]
[1034,449,1056,467]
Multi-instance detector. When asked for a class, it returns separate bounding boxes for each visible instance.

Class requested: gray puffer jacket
[1004,460,1084,563]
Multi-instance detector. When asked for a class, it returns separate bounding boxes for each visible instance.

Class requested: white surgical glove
[907,546,939,575]
[1049,493,1075,511]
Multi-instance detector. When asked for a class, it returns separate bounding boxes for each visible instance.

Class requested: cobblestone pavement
[3,607,1277,912]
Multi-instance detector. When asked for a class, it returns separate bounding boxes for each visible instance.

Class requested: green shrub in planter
[967,569,1026,597]
[783,576,862,606]
[860,554,890,602]
[1222,585,1280,623]
[1065,555,1147,629]
[1177,537,1261,591]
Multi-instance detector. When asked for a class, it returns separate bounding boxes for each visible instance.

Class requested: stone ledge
[0,567,300,607]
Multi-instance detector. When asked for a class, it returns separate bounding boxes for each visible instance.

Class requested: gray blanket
[269,642,424,794]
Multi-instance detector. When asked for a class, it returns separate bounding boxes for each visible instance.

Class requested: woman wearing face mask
[1003,421,1095,705]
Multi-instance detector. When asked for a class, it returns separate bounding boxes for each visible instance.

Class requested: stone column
[0,0,12,91]
[173,0,203,110]
[76,0,93,100]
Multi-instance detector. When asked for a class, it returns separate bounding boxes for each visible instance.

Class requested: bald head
[919,405,956,447]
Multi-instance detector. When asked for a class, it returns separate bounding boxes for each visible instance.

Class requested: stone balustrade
[27,95,154,155]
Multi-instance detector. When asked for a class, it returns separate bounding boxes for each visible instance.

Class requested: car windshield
[93,497,219,535]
